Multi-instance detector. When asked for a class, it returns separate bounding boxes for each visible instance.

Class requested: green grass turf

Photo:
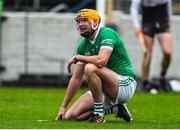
[0,86,180,129]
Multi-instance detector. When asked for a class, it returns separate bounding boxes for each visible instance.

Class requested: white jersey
[130,0,172,29]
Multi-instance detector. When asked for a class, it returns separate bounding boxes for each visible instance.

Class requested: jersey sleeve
[100,28,116,50]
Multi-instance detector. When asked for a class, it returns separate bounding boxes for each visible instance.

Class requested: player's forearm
[61,77,82,109]
[76,54,107,68]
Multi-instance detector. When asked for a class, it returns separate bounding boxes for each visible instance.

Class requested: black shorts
[141,3,170,37]
[142,19,170,38]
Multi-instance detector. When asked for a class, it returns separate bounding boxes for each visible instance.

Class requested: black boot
[159,77,172,92]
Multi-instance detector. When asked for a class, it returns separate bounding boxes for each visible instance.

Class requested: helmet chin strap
[91,20,99,30]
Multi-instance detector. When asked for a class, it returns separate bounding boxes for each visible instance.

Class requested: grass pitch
[0,86,180,129]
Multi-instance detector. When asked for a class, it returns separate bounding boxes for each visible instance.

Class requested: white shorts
[86,75,137,109]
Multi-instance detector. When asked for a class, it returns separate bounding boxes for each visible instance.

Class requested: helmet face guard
[75,9,101,38]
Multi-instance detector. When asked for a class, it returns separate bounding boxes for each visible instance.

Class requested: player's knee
[143,52,151,63]
[64,112,73,120]
[143,51,151,58]
[65,111,78,120]
[84,63,98,77]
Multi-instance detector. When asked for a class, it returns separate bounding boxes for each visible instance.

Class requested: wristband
[73,55,79,64]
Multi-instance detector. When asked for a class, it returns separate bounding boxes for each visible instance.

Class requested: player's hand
[67,56,79,73]
[55,107,66,121]
[67,58,75,74]
[135,28,145,44]
[135,28,143,38]
[135,28,147,53]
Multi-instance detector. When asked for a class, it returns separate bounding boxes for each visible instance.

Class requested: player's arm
[55,63,85,120]
[75,47,112,68]
[130,0,147,52]
[130,0,141,30]
[130,0,143,40]
[167,0,173,20]
[62,63,85,108]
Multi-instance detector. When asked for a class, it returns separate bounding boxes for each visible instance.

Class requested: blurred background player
[130,0,173,92]
[55,9,136,123]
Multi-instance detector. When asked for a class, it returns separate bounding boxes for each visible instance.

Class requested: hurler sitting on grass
[55,9,137,123]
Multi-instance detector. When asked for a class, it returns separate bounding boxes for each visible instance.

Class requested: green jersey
[77,27,135,78]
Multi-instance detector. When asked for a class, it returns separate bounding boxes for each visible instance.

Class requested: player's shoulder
[100,26,115,33]
[99,27,117,37]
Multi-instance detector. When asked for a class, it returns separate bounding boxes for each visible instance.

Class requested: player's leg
[84,63,137,122]
[102,75,136,122]
[84,63,119,123]
[142,35,153,79]
[158,32,172,91]
[115,75,136,122]
[65,92,94,120]
[85,63,119,101]
[141,22,154,91]
[102,73,136,122]
[156,18,172,91]
[84,63,136,103]
[158,32,172,78]
[140,35,154,91]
